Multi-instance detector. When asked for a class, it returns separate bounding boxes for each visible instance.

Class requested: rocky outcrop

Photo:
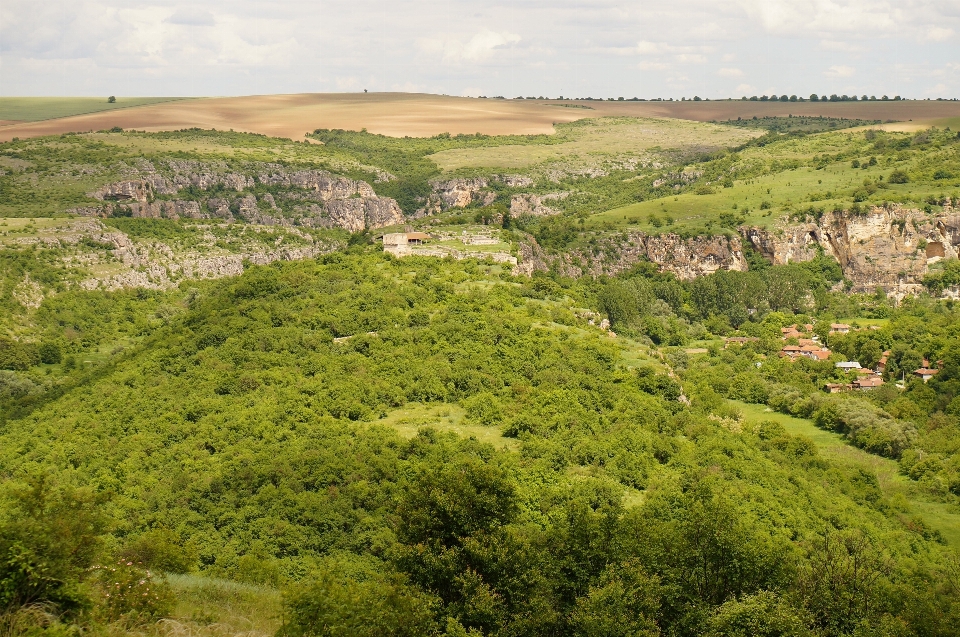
[89,180,150,203]
[551,231,748,279]
[257,169,376,200]
[323,198,405,232]
[498,175,534,188]
[79,161,405,232]
[510,194,559,218]
[432,177,490,208]
[742,205,960,295]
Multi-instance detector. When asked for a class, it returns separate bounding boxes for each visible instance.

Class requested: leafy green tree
[279,561,438,637]
[888,170,909,184]
[38,342,62,365]
[571,560,661,637]
[859,339,883,369]
[705,591,812,637]
[0,477,106,615]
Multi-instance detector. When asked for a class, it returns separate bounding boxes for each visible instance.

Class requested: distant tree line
[741,94,902,102]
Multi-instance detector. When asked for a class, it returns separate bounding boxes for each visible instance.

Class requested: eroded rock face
[742,205,960,295]
[89,181,150,203]
[510,194,558,218]
[498,175,534,188]
[79,161,404,232]
[434,177,487,208]
[551,231,748,279]
[324,198,405,232]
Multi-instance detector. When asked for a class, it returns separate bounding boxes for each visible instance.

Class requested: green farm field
[428,117,762,171]
[0,97,190,124]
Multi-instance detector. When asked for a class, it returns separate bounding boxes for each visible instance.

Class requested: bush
[0,478,106,615]
[90,560,173,622]
[0,337,38,371]
[706,591,812,637]
[570,560,661,637]
[279,562,437,637]
[888,170,909,184]
[38,342,62,365]
[119,527,196,574]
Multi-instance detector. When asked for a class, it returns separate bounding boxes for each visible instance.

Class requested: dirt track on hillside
[1,93,958,142]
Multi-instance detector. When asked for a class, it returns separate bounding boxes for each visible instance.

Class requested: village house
[830,323,851,334]
[853,376,884,390]
[382,232,433,257]
[825,382,852,393]
[915,368,939,382]
[876,350,891,374]
[836,361,862,371]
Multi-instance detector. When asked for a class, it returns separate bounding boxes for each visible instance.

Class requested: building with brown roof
[854,376,884,390]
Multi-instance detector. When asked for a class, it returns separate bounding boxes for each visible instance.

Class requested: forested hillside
[3,247,960,636]
[2,110,960,636]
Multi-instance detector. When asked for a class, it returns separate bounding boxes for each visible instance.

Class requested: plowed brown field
[1,93,958,142]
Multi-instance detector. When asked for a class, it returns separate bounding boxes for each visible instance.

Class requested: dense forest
[3,245,960,636]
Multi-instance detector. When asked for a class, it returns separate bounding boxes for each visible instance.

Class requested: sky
[1,0,957,99]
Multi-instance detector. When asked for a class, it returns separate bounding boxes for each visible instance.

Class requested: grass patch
[0,97,191,123]
[427,117,761,171]
[374,402,520,451]
[164,573,281,636]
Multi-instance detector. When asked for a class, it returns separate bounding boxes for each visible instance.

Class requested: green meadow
[0,97,190,122]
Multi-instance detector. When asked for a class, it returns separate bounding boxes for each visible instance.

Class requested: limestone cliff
[741,204,960,295]
[547,232,748,280]
[80,162,404,232]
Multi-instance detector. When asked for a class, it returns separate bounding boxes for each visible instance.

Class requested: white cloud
[419,30,520,63]
[166,8,215,27]
[636,40,662,54]
[820,39,863,52]
[735,83,756,94]
[929,27,954,41]
[736,0,898,35]
[717,67,744,77]
[825,65,856,77]
[0,1,956,98]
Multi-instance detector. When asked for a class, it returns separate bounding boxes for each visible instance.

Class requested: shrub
[0,478,106,615]
[570,560,661,637]
[38,342,62,365]
[888,170,909,184]
[705,591,812,637]
[91,560,173,622]
[119,528,196,574]
[279,563,437,637]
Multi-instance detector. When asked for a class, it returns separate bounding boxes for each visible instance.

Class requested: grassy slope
[590,127,960,233]
[0,97,191,123]
[732,399,960,546]
[428,117,761,171]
